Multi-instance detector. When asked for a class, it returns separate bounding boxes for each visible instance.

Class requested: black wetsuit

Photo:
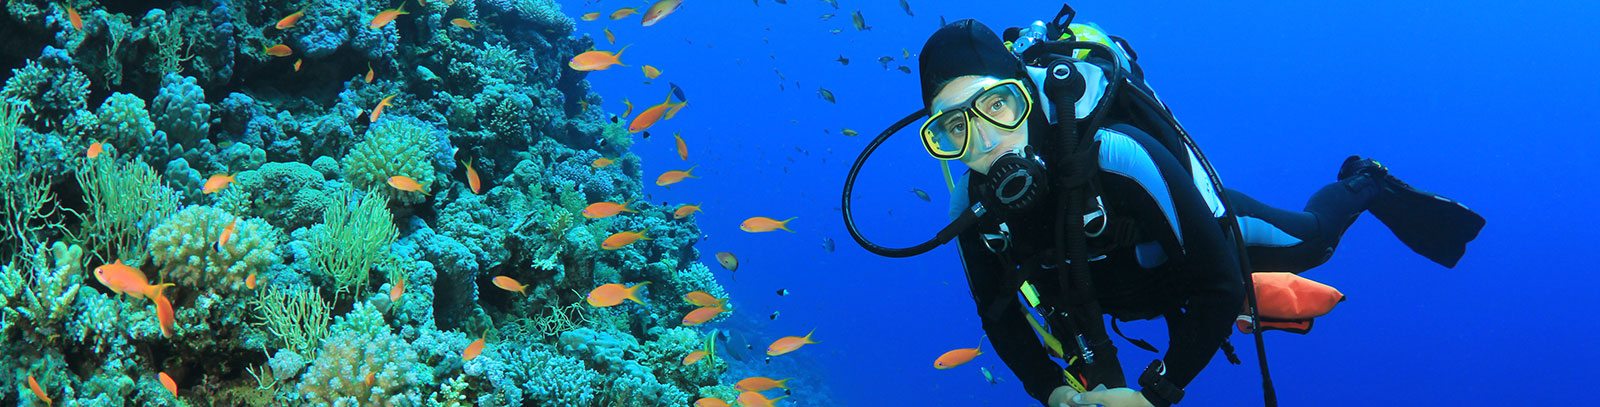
[954,123,1380,406]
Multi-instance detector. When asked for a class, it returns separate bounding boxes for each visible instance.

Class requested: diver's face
[929,75,1028,175]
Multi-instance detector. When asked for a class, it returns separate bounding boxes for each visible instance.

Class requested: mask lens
[921,110,970,159]
[975,82,1028,128]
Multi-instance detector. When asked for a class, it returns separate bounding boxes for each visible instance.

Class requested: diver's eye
[987,99,1006,113]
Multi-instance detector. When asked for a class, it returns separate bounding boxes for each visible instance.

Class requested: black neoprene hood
[918,19,1028,108]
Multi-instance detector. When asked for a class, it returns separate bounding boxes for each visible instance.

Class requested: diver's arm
[956,233,1065,405]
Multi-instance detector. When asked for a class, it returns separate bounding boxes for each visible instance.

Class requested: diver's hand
[1047,385,1083,407]
[1070,387,1156,407]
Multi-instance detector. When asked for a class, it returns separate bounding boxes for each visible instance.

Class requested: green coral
[147,205,282,291]
[76,157,181,265]
[296,316,425,407]
[0,99,67,270]
[0,242,84,341]
[307,189,397,296]
[342,116,440,206]
[251,286,331,358]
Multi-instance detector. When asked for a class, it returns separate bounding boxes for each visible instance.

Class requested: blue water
[570,1,1600,405]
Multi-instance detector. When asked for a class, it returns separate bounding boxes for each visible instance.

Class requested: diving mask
[920,78,1034,160]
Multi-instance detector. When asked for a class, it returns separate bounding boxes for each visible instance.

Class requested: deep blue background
[562,1,1600,405]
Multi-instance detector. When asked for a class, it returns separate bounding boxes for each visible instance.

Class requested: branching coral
[296,323,424,407]
[0,242,84,344]
[0,100,67,269]
[147,205,282,291]
[306,189,397,296]
[251,286,331,358]
[76,156,181,265]
[342,115,441,206]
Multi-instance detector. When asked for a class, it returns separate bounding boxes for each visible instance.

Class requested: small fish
[684,291,725,307]
[214,217,239,251]
[736,377,792,392]
[817,87,835,103]
[370,94,397,122]
[369,2,410,30]
[451,18,478,30]
[851,10,870,31]
[586,282,651,307]
[898,65,911,74]
[159,372,177,396]
[828,29,843,34]
[203,173,236,194]
[741,216,796,233]
[766,329,817,356]
[601,230,652,250]
[276,8,307,30]
[463,336,485,361]
[264,44,293,57]
[622,98,635,118]
[737,391,788,407]
[492,276,527,294]
[246,272,258,290]
[899,0,914,16]
[592,157,615,169]
[670,82,688,102]
[64,5,83,32]
[911,188,931,201]
[293,59,304,72]
[640,0,684,26]
[715,252,738,271]
[821,237,834,252]
[775,289,789,296]
[673,204,701,219]
[980,366,1003,385]
[821,0,838,9]
[389,273,406,302]
[364,371,375,387]
[683,350,709,365]
[387,175,430,195]
[461,160,482,194]
[86,141,105,158]
[842,128,859,137]
[655,166,697,186]
[674,133,688,160]
[877,56,894,68]
[935,347,982,369]
[694,397,730,407]
[365,63,375,83]
[582,200,636,219]
[154,290,175,337]
[609,7,639,20]
[603,27,615,44]
[769,311,779,320]
[28,375,51,407]
[902,48,913,59]
[681,305,726,326]
[569,45,630,71]
[820,13,835,20]
[835,55,849,65]
[643,65,662,79]
[582,12,601,21]
[940,15,947,27]
[642,131,652,139]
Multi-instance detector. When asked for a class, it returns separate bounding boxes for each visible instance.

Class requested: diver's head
[918,20,1033,175]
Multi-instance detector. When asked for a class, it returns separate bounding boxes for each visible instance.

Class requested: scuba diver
[840,5,1485,407]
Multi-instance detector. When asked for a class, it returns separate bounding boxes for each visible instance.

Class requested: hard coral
[147,205,282,291]
[151,73,212,148]
[342,115,442,206]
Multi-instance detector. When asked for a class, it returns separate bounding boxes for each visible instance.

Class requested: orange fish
[683,291,723,307]
[94,260,172,300]
[586,282,650,307]
[695,398,730,407]
[581,12,601,21]
[600,230,651,250]
[643,65,662,79]
[934,345,982,369]
[369,2,409,30]
[463,336,485,361]
[365,63,375,83]
[735,377,791,392]
[582,200,635,219]
[628,91,687,133]
[655,166,697,186]
[28,375,50,407]
[621,99,634,118]
[64,5,82,32]
[741,216,796,233]
[159,372,177,396]
[450,18,478,30]
[202,173,236,194]
[681,305,725,326]
[276,8,306,30]
[492,276,527,294]
[568,45,630,71]
[766,329,817,356]
[714,252,737,271]
[609,7,639,20]
[370,94,397,122]
[736,391,787,407]
[293,59,303,72]
[591,157,615,169]
[364,371,375,387]
[389,274,406,302]
[387,175,429,195]
[682,350,709,365]
[603,27,615,44]
[154,290,175,337]
[86,141,105,158]
[264,44,293,57]
[214,217,238,251]
[674,133,688,160]
[461,160,481,194]
[246,272,258,290]
[672,204,701,219]
[641,0,684,26]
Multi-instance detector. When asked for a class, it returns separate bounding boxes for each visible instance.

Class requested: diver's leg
[1338,156,1485,268]
[1226,178,1376,273]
